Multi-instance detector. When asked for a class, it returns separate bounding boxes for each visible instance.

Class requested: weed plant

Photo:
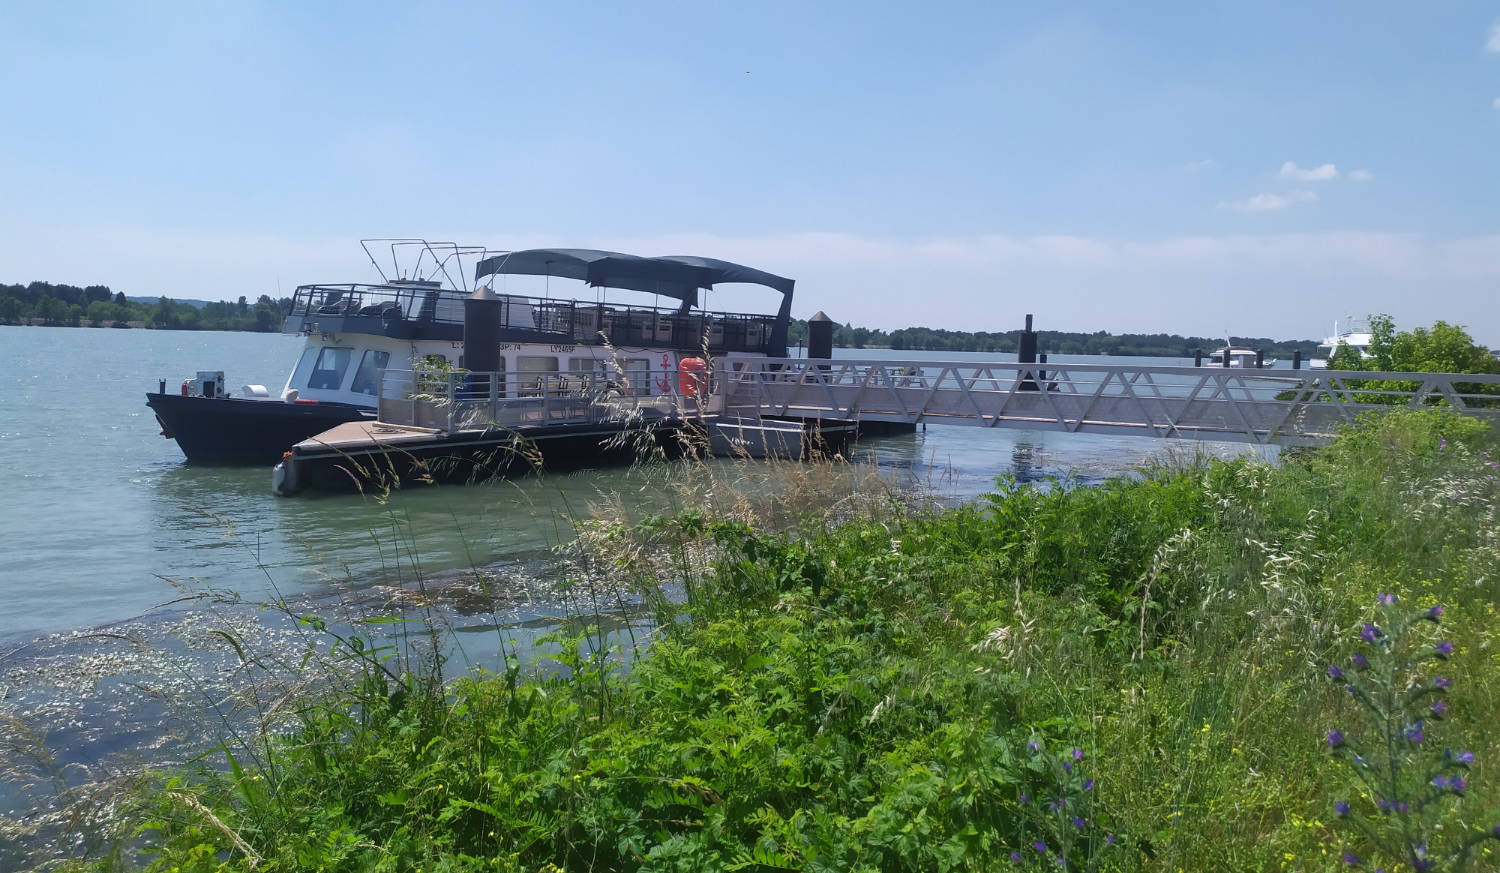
[45,409,1500,872]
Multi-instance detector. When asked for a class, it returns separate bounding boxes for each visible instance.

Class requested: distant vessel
[1310,320,1375,369]
[1206,345,1276,368]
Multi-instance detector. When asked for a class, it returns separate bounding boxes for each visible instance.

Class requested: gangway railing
[720,357,1500,446]
[377,367,719,434]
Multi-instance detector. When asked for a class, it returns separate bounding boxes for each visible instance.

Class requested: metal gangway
[720,356,1500,446]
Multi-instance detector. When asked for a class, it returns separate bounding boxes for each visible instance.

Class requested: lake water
[0,325,1274,648]
[0,325,1278,863]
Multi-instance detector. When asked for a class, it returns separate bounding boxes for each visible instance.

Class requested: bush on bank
[91,410,1500,872]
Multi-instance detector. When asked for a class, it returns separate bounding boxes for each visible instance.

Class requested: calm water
[0,326,1268,647]
[0,325,1277,863]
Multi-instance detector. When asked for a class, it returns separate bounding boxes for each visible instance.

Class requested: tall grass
[34,409,1500,871]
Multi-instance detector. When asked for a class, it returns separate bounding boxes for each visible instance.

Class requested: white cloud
[1349,168,1374,182]
[1219,191,1318,212]
[1178,159,1215,174]
[1493,96,1500,110]
[1488,20,1500,52]
[1279,161,1339,181]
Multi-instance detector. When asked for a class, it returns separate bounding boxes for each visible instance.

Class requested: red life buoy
[678,357,707,397]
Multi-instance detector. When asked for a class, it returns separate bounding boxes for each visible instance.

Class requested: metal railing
[720,357,1500,446]
[287,283,779,353]
[377,367,719,434]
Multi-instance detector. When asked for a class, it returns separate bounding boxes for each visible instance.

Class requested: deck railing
[377,367,719,434]
[287,283,778,354]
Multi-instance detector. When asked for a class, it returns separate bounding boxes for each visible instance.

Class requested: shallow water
[0,326,1272,865]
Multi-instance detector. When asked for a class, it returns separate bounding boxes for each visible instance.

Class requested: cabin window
[614,358,650,396]
[308,347,353,391]
[569,358,608,392]
[516,355,559,397]
[350,350,391,396]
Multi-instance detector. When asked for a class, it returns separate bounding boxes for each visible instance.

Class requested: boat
[1309,319,1375,369]
[1205,345,1276,368]
[148,240,795,465]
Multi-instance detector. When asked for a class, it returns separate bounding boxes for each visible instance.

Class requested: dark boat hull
[146,392,374,464]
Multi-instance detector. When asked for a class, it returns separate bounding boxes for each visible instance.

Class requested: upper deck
[282,280,784,355]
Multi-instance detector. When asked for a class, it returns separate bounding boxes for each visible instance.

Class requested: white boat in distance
[1206,345,1276,368]
[1310,319,1375,369]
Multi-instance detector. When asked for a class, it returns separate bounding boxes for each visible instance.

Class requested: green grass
[75,410,1500,872]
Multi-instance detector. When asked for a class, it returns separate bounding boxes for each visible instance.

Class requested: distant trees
[0,280,291,331]
[786,317,1319,359]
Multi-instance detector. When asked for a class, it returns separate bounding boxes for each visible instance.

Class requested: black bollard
[1292,350,1302,370]
[1255,350,1264,369]
[1019,314,1039,390]
[464,285,503,399]
[1194,349,1202,368]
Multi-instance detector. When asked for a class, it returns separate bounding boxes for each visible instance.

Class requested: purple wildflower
[1361,623,1381,643]
[1434,676,1451,688]
[1377,798,1393,813]
[1433,775,1450,790]
[1083,778,1095,791]
[1028,740,1040,752]
[1328,664,1344,679]
[1033,840,1047,853]
[1352,653,1370,670]
[1492,823,1500,838]
[1458,750,1475,765]
[1327,729,1347,749]
[1072,748,1083,760]
[1334,800,1350,816]
[1431,700,1448,718]
[1342,850,1360,866]
[1063,761,1072,773]
[1072,817,1085,829]
[1426,604,1444,622]
[1378,593,1397,605]
[1451,776,1468,794]
[1019,793,1030,803]
[1404,722,1426,744]
[1434,641,1454,658]
[1105,834,1115,846]
[1010,852,1023,863]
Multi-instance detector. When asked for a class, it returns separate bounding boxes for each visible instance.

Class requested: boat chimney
[464,285,503,394]
[807,311,834,361]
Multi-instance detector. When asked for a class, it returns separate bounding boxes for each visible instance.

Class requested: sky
[0,1,1497,342]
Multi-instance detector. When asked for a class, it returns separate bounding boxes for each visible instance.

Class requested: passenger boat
[146,240,795,464]
[1309,320,1375,369]
[1206,345,1276,368]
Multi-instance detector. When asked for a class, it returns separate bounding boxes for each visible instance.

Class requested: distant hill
[126,295,212,309]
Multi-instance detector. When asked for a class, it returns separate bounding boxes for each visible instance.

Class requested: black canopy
[473,248,795,303]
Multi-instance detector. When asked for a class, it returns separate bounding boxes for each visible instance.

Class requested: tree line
[786,318,1322,358]
[0,281,291,331]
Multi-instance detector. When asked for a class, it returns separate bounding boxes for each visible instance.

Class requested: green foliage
[1330,314,1500,406]
[0,281,290,330]
[94,410,1500,872]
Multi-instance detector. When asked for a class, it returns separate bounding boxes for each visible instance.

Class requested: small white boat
[1206,345,1276,368]
[1310,320,1375,369]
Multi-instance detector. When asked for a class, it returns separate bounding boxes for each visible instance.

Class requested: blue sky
[1,1,1497,341]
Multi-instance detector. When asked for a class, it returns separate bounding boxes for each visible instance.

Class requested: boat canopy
[472,248,795,306]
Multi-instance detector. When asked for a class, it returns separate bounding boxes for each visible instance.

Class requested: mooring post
[1292,350,1302,370]
[464,285,503,401]
[1194,349,1202,367]
[1255,350,1264,369]
[1019,314,1038,390]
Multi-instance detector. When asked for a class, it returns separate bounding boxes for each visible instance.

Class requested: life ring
[678,357,707,396]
